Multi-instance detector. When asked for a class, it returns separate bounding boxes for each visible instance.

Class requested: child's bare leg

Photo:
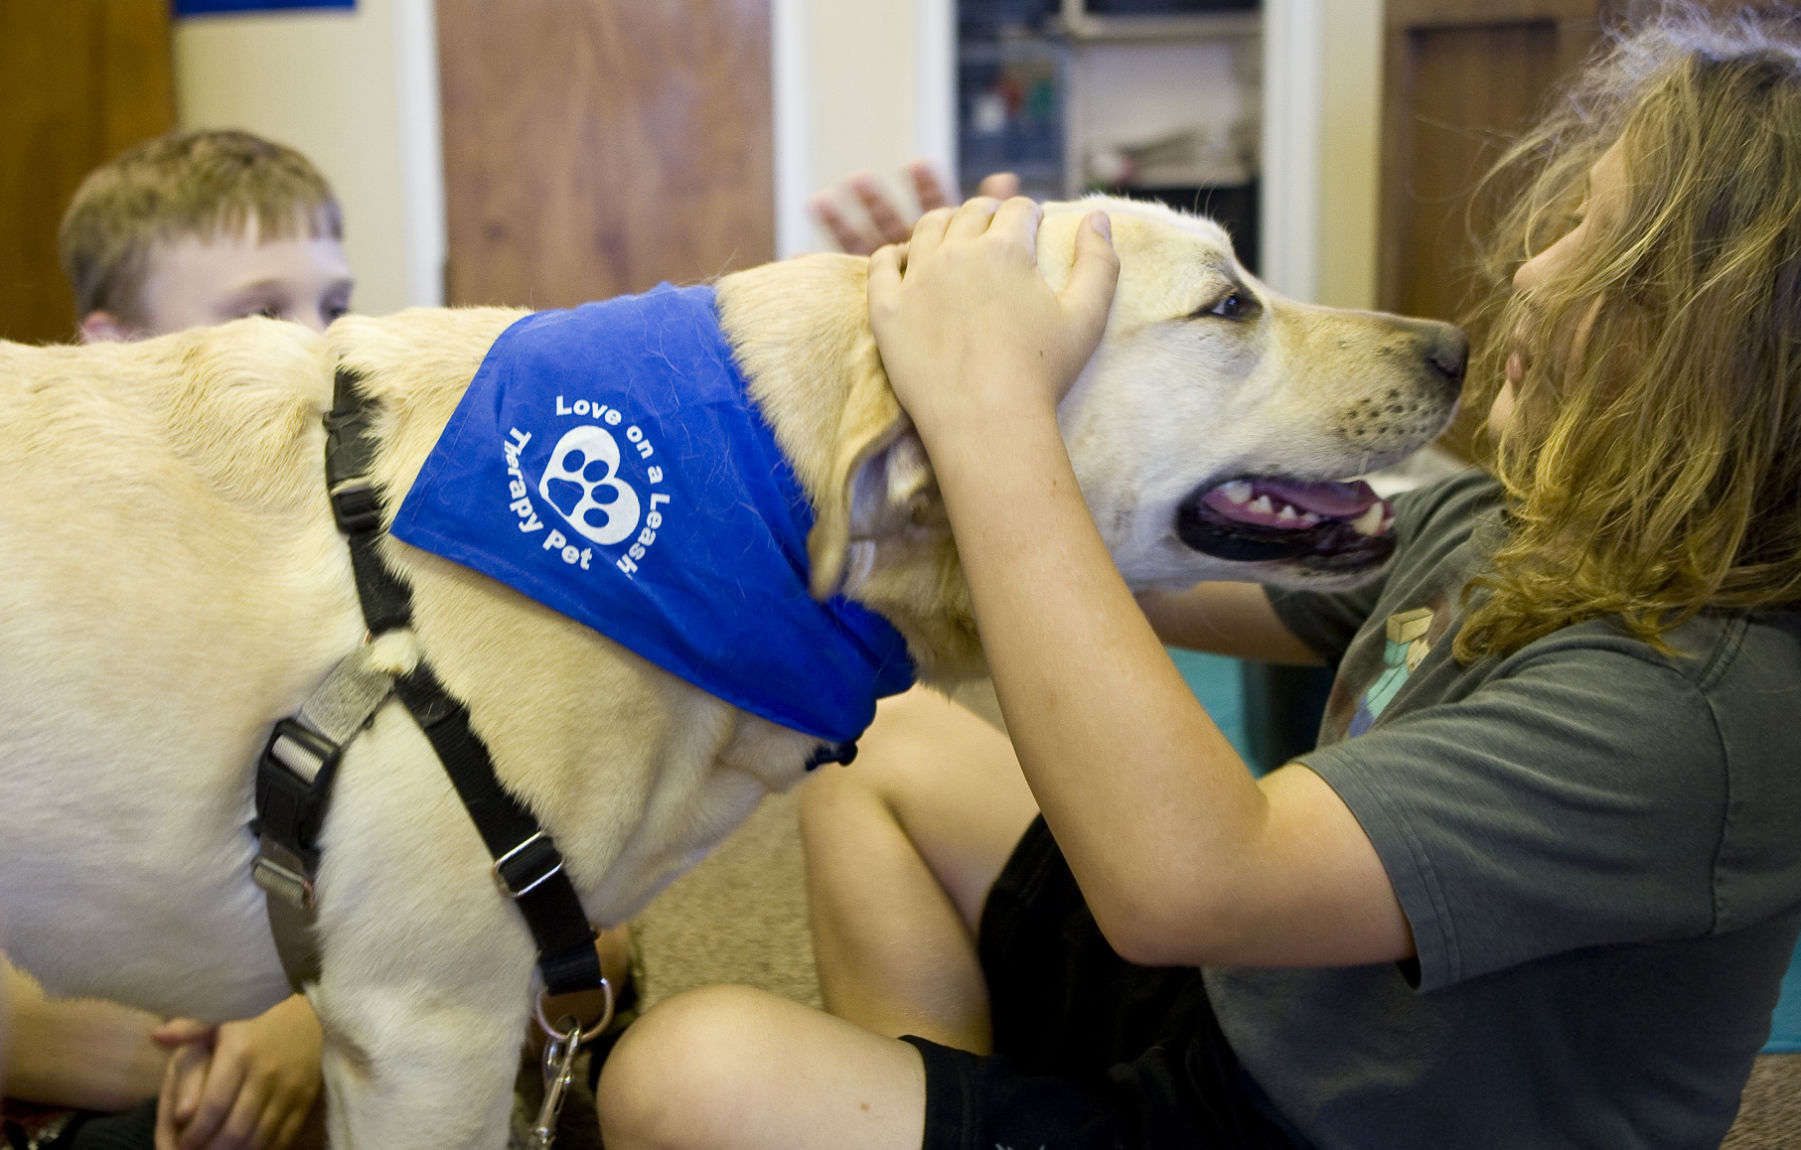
[800,685,1039,1051]
[596,985,926,1150]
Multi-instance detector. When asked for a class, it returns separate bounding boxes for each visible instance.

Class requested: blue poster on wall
[175,0,354,15]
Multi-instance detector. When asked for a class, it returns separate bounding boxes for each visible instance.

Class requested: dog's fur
[0,198,1460,1147]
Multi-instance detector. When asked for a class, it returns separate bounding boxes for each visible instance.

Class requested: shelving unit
[1058,0,1257,43]
[955,33,1068,196]
[957,0,1263,267]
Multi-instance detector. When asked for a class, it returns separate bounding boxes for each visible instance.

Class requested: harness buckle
[252,852,318,912]
[254,718,342,870]
[493,832,566,900]
[329,477,385,535]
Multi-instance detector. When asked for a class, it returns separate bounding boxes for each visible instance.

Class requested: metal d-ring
[532,977,615,1046]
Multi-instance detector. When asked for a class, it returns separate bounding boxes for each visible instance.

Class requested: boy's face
[84,219,354,341]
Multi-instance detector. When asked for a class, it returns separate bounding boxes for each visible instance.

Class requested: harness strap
[323,370,413,635]
[252,369,603,999]
[393,666,604,996]
[253,644,397,988]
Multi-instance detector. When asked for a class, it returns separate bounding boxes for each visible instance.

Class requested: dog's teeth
[1249,495,1275,515]
[1222,480,1253,504]
[1351,503,1386,536]
[1298,512,1321,527]
[1277,504,1299,521]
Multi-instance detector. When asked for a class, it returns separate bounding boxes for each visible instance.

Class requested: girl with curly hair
[597,6,1801,1148]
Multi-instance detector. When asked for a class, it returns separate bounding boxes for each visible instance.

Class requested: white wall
[1315,0,1383,309]
[173,0,440,315]
[776,0,955,256]
[1261,0,1383,309]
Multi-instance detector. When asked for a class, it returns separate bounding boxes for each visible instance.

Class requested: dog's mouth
[1177,476,1396,571]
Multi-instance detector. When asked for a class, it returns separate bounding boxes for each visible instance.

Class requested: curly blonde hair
[58,129,342,327]
[1457,2,1801,662]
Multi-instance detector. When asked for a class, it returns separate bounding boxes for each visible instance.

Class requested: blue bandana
[390,284,916,744]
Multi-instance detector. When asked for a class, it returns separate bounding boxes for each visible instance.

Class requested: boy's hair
[58,129,342,327]
[1458,2,1801,661]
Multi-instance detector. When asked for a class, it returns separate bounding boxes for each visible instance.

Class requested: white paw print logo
[538,425,641,545]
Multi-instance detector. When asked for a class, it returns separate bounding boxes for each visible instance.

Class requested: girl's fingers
[903,159,954,213]
[990,197,1045,257]
[1064,212,1120,331]
[944,196,1003,240]
[850,175,917,246]
[808,193,870,255]
[975,171,1022,200]
[868,243,906,307]
[906,206,956,259]
[152,1018,218,1048]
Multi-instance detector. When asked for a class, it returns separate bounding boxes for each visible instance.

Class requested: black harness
[250,370,604,998]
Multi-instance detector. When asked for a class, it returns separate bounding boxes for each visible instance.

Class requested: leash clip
[525,984,615,1150]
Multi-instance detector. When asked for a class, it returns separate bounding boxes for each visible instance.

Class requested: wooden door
[0,0,172,344]
[1378,0,1611,328]
[436,0,773,309]
[1378,0,1621,459]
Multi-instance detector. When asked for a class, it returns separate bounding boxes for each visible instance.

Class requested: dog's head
[1030,196,1466,589]
[724,197,1463,677]
[823,196,1463,582]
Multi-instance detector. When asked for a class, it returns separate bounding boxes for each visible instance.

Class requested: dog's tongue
[1261,479,1377,517]
[1201,478,1381,525]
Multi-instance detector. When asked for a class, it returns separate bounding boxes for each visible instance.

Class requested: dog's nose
[1398,318,1469,394]
[1430,325,1469,391]
[1430,326,1470,386]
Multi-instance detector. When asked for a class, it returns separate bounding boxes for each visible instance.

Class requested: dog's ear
[807,359,940,600]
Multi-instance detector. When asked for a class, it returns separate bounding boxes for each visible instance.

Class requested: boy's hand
[867,197,1117,444]
[811,161,1021,255]
[152,994,323,1150]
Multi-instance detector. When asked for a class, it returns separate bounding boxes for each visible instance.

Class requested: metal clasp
[525,983,615,1149]
[493,832,565,900]
[251,853,317,912]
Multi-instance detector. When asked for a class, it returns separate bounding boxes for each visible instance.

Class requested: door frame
[1260,0,1324,301]
[394,0,444,307]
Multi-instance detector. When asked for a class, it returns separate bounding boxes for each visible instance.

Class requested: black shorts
[903,817,1303,1150]
[1,1100,156,1150]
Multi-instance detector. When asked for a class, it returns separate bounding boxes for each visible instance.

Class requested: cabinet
[957,0,1261,267]
[0,0,172,344]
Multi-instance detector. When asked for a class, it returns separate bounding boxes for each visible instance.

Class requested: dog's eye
[1196,291,1259,322]
[1210,291,1253,320]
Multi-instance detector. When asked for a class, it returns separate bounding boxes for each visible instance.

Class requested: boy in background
[2,128,350,1150]
[60,128,353,341]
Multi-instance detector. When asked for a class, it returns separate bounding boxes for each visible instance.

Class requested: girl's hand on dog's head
[868,197,1117,449]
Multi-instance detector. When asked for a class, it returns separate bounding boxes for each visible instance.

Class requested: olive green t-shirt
[1209,470,1801,1149]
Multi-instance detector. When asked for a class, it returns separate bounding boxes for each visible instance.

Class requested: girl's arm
[1137,582,1325,666]
[868,198,1411,968]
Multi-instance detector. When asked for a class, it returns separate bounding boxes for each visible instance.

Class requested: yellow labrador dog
[0,197,1461,1147]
